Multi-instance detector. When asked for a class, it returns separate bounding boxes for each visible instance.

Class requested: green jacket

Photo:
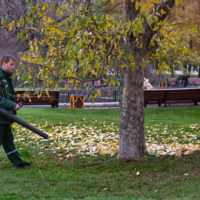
[0,67,17,124]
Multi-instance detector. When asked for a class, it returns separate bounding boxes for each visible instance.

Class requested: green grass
[145,106,200,125]
[0,107,200,199]
[18,107,120,125]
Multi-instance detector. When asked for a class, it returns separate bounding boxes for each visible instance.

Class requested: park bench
[188,78,200,86]
[167,78,200,87]
[167,78,176,87]
[15,90,60,108]
[144,88,200,107]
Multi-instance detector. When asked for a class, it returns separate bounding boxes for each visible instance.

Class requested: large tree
[118,0,175,160]
[5,0,196,160]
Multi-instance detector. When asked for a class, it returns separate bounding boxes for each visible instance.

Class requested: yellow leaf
[17,22,21,28]
[47,17,53,24]
[181,0,184,6]
[123,87,126,94]
[51,27,56,34]
[35,46,39,53]
[135,1,139,10]
[161,9,166,15]
[111,0,114,4]
[42,4,46,11]
[8,23,13,31]
[43,16,47,22]
[181,27,186,31]
[192,26,197,33]
[46,90,49,96]
[175,0,179,6]
[153,27,158,31]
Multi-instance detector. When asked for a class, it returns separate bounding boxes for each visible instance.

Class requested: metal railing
[59,88,123,103]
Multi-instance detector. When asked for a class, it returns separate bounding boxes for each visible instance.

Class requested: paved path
[22,102,120,109]
[22,102,197,109]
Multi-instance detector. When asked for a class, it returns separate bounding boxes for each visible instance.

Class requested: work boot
[16,161,32,168]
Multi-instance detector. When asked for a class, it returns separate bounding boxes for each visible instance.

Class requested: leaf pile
[13,120,200,157]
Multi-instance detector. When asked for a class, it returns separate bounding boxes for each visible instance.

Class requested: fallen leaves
[13,120,119,157]
[145,123,200,156]
[12,120,200,157]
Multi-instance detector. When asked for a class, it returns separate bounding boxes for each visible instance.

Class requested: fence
[59,87,122,103]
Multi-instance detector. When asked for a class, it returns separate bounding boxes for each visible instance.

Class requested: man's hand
[15,104,21,111]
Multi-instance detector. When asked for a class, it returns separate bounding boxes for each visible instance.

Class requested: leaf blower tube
[0,105,48,139]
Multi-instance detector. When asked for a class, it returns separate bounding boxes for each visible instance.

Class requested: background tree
[148,25,200,77]
[5,0,197,160]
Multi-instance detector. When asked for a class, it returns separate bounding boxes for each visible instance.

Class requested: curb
[59,102,120,108]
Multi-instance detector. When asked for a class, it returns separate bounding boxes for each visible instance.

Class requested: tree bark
[119,53,146,160]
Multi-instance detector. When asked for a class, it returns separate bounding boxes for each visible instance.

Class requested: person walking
[0,55,31,168]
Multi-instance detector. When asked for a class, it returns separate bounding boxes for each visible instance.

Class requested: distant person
[144,77,153,89]
[176,74,188,87]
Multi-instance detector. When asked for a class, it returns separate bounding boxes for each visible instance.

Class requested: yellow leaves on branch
[14,0,196,82]
[43,16,55,24]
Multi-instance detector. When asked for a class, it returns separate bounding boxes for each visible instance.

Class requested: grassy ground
[0,107,200,199]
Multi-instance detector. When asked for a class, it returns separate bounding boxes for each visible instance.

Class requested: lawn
[0,106,200,200]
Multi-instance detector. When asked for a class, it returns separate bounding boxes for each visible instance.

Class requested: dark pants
[0,124,23,166]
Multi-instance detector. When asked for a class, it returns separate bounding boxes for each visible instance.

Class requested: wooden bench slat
[15,90,60,108]
[144,88,200,107]
[168,78,200,86]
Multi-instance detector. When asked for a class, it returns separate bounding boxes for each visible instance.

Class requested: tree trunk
[170,65,174,77]
[119,54,146,160]
[118,0,175,160]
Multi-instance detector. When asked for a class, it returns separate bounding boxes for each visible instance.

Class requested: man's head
[0,55,15,74]
[177,75,182,80]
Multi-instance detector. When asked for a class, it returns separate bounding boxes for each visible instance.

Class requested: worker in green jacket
[0,55,31,168]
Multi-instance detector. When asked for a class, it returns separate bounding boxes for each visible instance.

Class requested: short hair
[177,75,182,80]
[0,55,15,66]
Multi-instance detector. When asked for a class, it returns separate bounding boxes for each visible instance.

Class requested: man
[176,74,188,87]
[0,55,31,168]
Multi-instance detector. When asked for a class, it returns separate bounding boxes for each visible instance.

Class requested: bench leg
[51,100,59,108]
[51,103,58,108]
